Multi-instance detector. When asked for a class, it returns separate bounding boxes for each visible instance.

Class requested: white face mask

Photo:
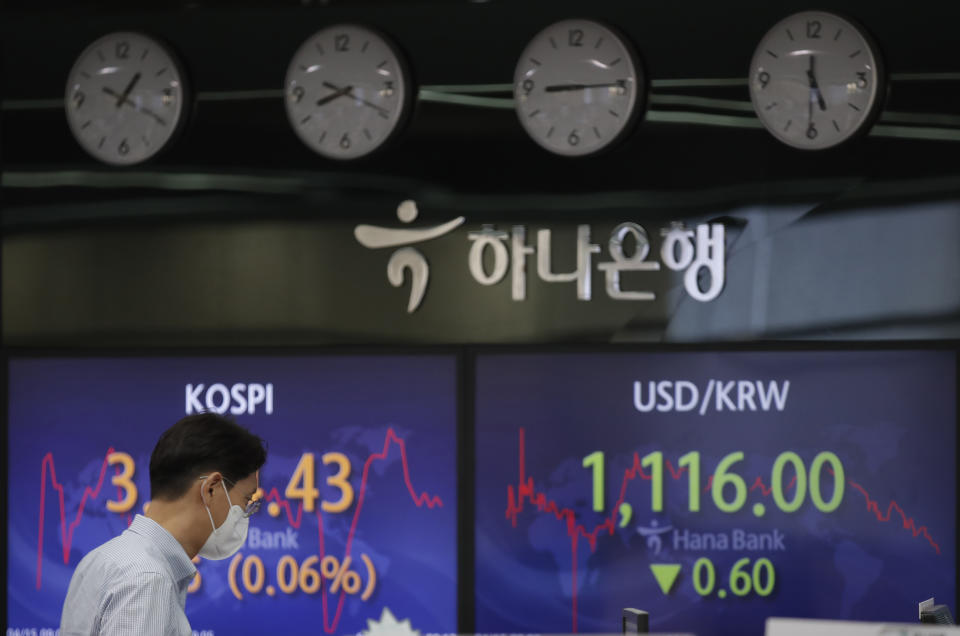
[197,479,249,560]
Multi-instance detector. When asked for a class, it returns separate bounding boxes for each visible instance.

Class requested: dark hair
[150,413,267,500]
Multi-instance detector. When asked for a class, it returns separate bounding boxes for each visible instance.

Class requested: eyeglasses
[198,475,262,518]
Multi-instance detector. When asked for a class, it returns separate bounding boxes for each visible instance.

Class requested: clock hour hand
[322,81,390,116]
[316,83,353,106]
[101,86,167,125]
[544,80,626,93]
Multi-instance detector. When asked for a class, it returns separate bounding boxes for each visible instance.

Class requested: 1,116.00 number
[583,450,844,514]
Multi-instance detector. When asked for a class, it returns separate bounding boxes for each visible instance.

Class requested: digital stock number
[225,552,377,601]
[583,450,845,520]
[104,451,357,517]
[691,557,775,598]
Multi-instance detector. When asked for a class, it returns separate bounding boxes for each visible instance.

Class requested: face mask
[197,479,249,560]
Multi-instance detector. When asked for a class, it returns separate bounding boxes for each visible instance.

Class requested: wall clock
[513,19,646,157]
[65,32,189,165]
[284,24,414,160]
[748,11,884,150]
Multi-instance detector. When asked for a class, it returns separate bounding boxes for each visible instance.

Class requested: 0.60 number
[693,557,775,597]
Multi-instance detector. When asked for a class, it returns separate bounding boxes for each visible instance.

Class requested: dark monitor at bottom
[623,608,650,633]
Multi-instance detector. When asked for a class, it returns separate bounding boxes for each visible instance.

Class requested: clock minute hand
[101,86,167,125]
[806,56,827,111]
[115,72,142,108]
[348,92,389,116]
[544,81,626,93]
[136,104,168,126]
[322,81,390,116]
[319,81,388,115]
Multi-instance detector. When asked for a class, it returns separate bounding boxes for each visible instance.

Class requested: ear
[200,472,224,502]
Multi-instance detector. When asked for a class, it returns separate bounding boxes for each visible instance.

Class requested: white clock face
[65,32,188,165]
[284,25,412,160]
[749,11,883,150]
[514,19,644,157]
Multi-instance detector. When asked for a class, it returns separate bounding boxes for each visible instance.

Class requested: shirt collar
[127,514,197,583]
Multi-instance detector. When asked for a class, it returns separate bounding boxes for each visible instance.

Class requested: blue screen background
[8,355,458,635]
[475,350,956,635]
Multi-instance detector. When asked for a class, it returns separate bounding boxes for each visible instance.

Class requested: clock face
[284,24,413,160]
[65,32,188,165]
[749,11,883,150]
[514,19,645,157]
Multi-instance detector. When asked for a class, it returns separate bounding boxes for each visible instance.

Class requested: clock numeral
[521,79,535,95]
[856,71,868,89]
[118,138,130,156]
[568,29,584,47]
[806,20,821,39]
[568,129,580,146]
[116,41,130,59]
[757,71,771,89]
[335,34,350,52]
[806,122,818,140]
[292,85,306,103]
[72,90,86,109]
[339,133,351,149]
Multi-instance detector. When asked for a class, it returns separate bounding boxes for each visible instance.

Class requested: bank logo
[637,519,673,555]
[354,200,465,313]
[355,200,726,314]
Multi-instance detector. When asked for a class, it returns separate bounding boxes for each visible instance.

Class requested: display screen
[474,350,957,635]
[8,355,458,635]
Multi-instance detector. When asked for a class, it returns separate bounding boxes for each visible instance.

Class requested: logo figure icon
[637,519,673,555]
[354,200,464,313]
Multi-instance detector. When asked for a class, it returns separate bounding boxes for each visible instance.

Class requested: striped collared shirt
[60,514,197,636]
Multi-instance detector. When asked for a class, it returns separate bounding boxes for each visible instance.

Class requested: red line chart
[504,427,942,633]
[257,427,443,633]
[36,447,116,589]
[36,427,443,634]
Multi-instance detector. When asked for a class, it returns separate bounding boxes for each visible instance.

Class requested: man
[61,413,267,635]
